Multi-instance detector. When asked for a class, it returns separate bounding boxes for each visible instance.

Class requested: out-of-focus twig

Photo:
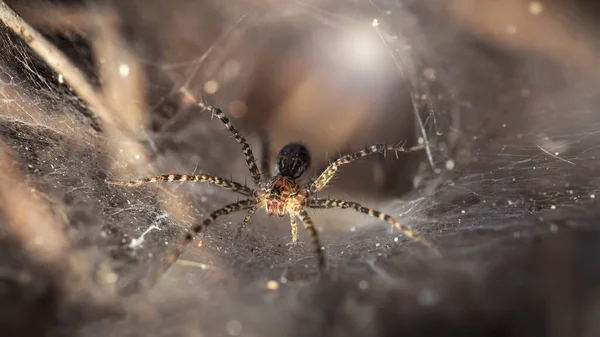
[0,144,68,263]
[0,0,118,127]
[5,2,150,133]
[0,140,119,304]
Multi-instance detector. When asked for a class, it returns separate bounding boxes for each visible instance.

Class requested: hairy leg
[308,198,433,248]
[307,143,424,193]
[287,212,298,245]
[106,173,253,196]
[238,204,258,234]
[150,199,253,286]
[198,101,262,185]
[296,208,326,270]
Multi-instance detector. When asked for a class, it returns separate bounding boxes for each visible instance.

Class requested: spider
[107,101,433,278]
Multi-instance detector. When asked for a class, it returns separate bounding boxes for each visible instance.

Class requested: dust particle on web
[119,63,130,78]
[423,67,436,81]
[266,280,279,290]
[225,320,242,336]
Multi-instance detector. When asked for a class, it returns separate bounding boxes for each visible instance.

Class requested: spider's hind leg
[148,199,253,287]
[308,198,434,248]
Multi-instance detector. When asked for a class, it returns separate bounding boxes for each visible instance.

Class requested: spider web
[1,0,600,336]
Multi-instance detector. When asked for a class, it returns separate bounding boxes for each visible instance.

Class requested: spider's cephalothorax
[264,175,302,216]
[106,101,434,286]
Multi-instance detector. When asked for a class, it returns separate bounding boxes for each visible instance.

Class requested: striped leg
[152,199,253,284]
[296,208,326,270]
[307,144,424,193]
[198,101,262,185]
[287,212,299,245]
[106,173,253,196]
[238,204,259,234]
[308,198,433,248]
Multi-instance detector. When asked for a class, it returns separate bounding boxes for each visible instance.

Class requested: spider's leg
[260,130,272,181]
[151,199,253,285]
[296,208,326,270]
[307,143,424,193]
[238,204,259,233]
[198,101,262,185]
[308,198,433,248]
[286,211,299,245]
[106,173,253,196]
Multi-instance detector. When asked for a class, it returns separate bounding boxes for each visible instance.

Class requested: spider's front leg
[296,208,326,270]
[106,173,253,196]
[307,143,424,193]
[198,101,263,185]
[235,204,259,241]
[285,212,299,246]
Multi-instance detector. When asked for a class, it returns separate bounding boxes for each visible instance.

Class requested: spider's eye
[275,143,310,179]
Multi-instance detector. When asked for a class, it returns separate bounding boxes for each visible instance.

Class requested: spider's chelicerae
[107,101,434,277]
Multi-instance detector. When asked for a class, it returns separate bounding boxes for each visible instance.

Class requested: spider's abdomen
[275,143,310,179]
[265,175,301,216]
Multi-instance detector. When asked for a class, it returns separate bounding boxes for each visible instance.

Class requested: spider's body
[274,142,311,179]
[263,175,303,217]
[263,143,310,217]
[107,101,433,283]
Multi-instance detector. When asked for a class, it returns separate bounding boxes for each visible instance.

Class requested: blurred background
[1,0,600,336]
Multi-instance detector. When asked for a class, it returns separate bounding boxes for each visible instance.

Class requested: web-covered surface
[1,0,600,336]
